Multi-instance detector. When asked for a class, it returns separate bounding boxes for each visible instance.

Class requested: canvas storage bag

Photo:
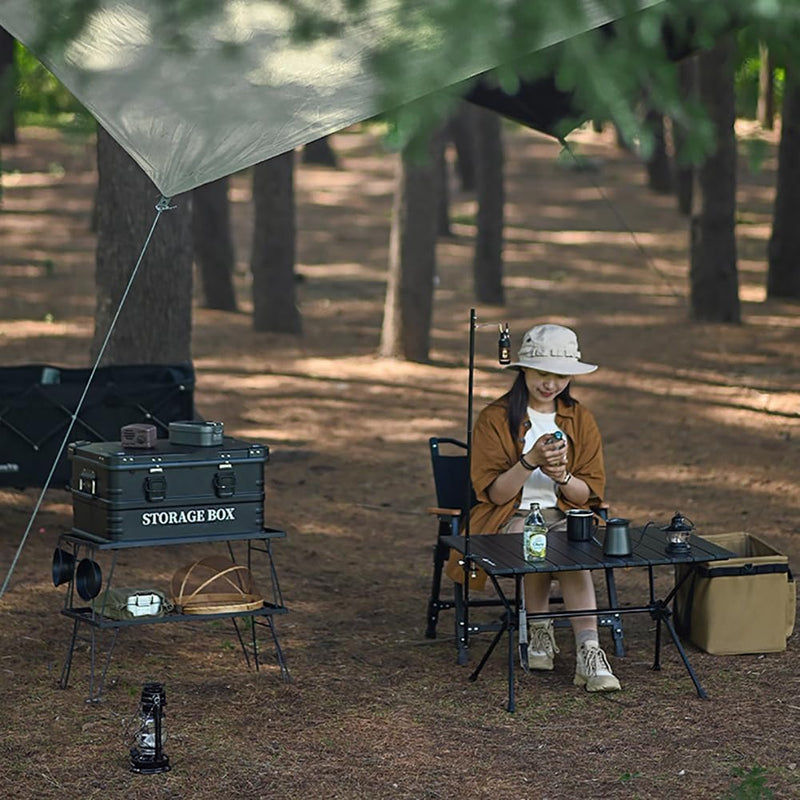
[674,532,796,655]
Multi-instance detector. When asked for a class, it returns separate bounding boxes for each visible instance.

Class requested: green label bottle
[523,502,547,561]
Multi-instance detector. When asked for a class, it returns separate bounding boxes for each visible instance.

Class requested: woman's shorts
[501,506,565,533]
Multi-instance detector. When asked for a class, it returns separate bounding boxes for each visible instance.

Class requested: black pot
[52,547,76,587]
[76,558,102,600]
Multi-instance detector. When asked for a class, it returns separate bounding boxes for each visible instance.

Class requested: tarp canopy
[0,0,665,197]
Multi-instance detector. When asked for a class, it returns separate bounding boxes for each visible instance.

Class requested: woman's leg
[555,569,598,634]
[557,570,620,692]
[523,571,554,612]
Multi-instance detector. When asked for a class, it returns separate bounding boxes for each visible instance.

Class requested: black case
[0,363,195,489]
[69,437,268,542]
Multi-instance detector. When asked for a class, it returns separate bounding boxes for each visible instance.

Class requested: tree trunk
[93,127,193,364]
[438,141,451,237]
[0,28,16,145]
[644,107,672,194]
[193,176,237,311]
[302,135,338,167]
[689,36,740,323]
[757,42,775,131]
[767,65,800,300]
[473,107,505,306]
[447,103,476,191]
[251,151,301,333]
[379,132,443,362]
[673,59,697,217]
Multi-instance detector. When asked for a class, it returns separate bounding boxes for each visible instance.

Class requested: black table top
[442,526,736,575]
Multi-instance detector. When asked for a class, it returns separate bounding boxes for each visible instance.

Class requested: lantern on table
[130,682,170,774]
[663,511,694,554]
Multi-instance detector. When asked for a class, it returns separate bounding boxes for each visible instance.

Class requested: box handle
[144,470,167,502]
[78,469,96,495]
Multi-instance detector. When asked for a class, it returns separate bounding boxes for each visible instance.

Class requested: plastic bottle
[523,502,548,561]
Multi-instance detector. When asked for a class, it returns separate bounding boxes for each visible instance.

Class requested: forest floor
[0,121,798,800]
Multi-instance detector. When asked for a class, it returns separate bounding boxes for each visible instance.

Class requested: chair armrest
[426,506,462,518]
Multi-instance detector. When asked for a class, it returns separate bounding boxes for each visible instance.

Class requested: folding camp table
[442,525,736,712]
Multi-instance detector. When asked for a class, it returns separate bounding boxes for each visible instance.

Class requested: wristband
[556,472,572,486]
[519,454,537,471]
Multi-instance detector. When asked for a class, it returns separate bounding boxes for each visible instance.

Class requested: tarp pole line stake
[558,138,682,299]
[0,196,175,600]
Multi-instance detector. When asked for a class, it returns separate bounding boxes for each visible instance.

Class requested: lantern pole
[462,309,510,645]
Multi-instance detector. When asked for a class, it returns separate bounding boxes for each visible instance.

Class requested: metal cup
[566,509,595,542]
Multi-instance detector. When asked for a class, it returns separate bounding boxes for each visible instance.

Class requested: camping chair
[424,436,625,664]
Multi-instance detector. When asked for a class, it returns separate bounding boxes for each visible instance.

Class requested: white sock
[575,629,599,649]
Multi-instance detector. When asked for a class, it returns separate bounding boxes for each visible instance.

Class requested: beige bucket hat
[506,324,597,375]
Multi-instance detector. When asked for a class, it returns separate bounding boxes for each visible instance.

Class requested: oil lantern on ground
[130,682,170,774]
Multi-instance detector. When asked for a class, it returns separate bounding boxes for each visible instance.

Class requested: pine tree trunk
[193,177,237,311]
[447,103,477,191]
[302,136,338,167]
[438,142,451,237]
[379,132,443,362]
[251,151,301,333]
[673,59,696,217]
[689,36,740,323]
[0,28,16,145]
[757,42,775,131]
[473,107,505,306]
[644,108,673,194]
[93,127,193,364]
[767,66,800,299]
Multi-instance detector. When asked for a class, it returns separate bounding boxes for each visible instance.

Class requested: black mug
[566,509,595,542]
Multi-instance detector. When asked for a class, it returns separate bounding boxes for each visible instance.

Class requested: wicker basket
[170,555,263,614]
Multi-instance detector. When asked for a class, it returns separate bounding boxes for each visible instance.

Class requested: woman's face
[523,368,571,412]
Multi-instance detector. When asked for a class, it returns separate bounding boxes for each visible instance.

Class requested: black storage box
[69,436,269,542]
[0,363,195,489]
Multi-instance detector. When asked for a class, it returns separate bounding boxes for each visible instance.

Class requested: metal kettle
[602,517,632,557]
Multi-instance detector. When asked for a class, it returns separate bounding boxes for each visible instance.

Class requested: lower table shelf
[54,528,291,702]
[62,601,288,628]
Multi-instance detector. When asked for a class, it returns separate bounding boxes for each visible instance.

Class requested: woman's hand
[523,433,568,474]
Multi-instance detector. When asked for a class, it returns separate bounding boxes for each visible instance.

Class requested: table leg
[59,618,80,690]
[466,574,518,712]
[254,616,292,682]
[649,599,708,699]
[603,567,625,657]
[468,621,507,682]
[231,617,252,670]
[88,626,120,703]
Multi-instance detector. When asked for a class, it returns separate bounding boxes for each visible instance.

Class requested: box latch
[213,464,236,498]
[144,469,167,502]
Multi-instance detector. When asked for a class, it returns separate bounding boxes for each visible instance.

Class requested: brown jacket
[445,394,606,588]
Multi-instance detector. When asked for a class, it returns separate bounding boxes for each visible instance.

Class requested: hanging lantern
[130,682,170,774]
[497,323,511,365]
[663,511,694,554]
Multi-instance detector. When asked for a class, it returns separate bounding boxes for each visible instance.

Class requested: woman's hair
[504,369,575,439]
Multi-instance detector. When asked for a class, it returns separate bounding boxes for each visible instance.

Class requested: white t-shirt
[520,408,564,510]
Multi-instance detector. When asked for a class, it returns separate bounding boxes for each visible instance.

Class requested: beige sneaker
[527,620,560,671]
[574,642,621,692]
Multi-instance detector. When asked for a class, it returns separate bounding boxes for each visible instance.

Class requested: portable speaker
[121,423,158,449]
